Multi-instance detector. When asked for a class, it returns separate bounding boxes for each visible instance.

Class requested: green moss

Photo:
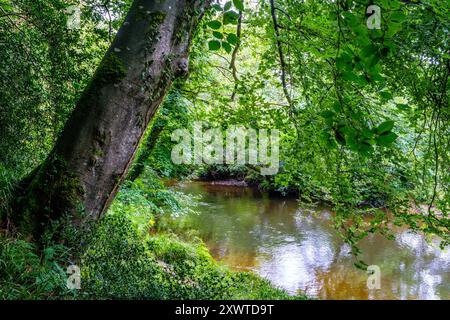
[16,154,84,240]
[80,213,303,299]
[74,52,127,118]
[92,149,103,158]
[96,53,127,86]
[145,11,167,43]
[94,128,108,146]
[150,11,166,26]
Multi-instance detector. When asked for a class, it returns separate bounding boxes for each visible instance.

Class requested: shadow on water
[171,181,450,300]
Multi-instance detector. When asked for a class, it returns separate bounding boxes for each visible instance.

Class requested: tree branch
[269,0,292,108]
[230,10,242,101]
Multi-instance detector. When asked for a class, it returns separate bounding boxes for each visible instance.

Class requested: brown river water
[171,181,450,300]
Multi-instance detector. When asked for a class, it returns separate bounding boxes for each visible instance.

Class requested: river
[171,181,450,300]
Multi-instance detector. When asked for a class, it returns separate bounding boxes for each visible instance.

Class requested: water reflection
[173,181,450,300]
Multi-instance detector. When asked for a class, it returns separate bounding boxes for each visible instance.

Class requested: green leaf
[233,0,244,11]
[224,1,232,11]
[211,4,222,11]
[345,135,358,150]
[335,58,346,71]
[208,40,221,51]
[333,102,342,113]
[380,90,393,101]
[222,41,232,53]
[377,120,395,134]
[389,1,401,9]
[362,127,374,139]
[321,131,337,149]
[320,110,335,119]
[377,132,398,146]
[226,33,238,45]
[223,11,239,25]
[213,31,224,39]
[390,12,406,23]
[343,71,359,83]
[396,103,411,111]
[360,142,374,154]
[386,22,402,37]
[363,138,376,146]
[342,126,357,138]
[207,20,222,30]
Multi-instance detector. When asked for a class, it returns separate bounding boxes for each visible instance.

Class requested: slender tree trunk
[127,120,165,182]
[127,83,186,181]
[13,0,209,240]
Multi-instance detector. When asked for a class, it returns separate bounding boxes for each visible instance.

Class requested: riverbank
[0,173,307,300]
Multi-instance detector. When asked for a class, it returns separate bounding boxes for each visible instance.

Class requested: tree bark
[13,0,209,240]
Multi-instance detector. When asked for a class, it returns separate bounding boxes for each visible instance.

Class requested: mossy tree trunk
[13,0,209,240]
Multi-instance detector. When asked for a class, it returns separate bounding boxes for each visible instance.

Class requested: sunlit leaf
[233,0,244,11]
[222,41,232,53]
[377,132,398,146]
[208,40,221,51]
[377,121,395,134]
[207,20,222,30]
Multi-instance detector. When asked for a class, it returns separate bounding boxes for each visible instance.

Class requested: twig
[230,10,242,101]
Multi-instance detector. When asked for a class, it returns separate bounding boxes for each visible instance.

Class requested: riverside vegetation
[0,0,448,299]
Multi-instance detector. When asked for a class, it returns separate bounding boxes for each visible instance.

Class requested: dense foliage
[179,0,450,254]
[0,0,448,299]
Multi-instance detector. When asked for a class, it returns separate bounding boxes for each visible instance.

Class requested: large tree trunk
[13,0,208,240]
